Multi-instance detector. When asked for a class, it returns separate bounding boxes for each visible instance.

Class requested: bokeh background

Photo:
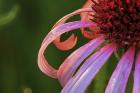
[0,0,85,93]
[0,0,133,93]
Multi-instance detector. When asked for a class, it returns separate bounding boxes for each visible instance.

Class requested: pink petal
[42,8,93,51]
[105,47,135,93]
[133,51,140,93]
[81,0,94,22]
[52,8,93,28]
[38,21,95,78]
[61,43,116,93]
[53,34,77,51]
[57,36,105,86]
[80,0,98,39]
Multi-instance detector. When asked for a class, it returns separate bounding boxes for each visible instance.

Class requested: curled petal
[38,21,95,78]
[82,0,93,11]
[57,36,105,86]
[80,0,98,39]
[61,43,116,93]
[81,0,94,22]
[52,8,93,28]
[42,8,94,50]
[133,51,140,93]
[81,0,93,16]
[105,47,135,93]
[81,28,99,39]
[53,34,77,51]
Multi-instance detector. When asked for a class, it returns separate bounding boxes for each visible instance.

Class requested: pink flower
[38,0,140,93]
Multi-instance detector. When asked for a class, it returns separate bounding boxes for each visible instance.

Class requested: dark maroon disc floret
[91,0,140,48]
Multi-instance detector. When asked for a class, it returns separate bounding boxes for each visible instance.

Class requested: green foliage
[0,0,84,93]
[0,4,19,27]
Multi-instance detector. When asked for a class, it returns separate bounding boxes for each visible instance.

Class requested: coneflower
[38,0,140,93]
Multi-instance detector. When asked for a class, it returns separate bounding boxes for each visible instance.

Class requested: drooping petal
[133,51,140,93]
[38,21,95,78]
[42,8,94,51]
[57,36,105,86]
[61,43,116,93]
[105,47,135,93]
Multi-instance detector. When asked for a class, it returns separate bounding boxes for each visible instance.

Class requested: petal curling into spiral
[38,21,96,78]
[42,8,93,50]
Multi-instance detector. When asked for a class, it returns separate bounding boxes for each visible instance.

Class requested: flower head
[38,0,140,93]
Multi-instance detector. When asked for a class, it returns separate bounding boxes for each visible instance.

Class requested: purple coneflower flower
[38,0,140,93]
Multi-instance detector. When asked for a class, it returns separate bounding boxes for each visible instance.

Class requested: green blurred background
[0,0,84,93]
[0,0,133,93]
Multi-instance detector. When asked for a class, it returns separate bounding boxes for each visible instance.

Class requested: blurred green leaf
[0,4,19,27]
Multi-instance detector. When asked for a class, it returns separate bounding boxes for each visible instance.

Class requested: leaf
[0,4,20,27]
